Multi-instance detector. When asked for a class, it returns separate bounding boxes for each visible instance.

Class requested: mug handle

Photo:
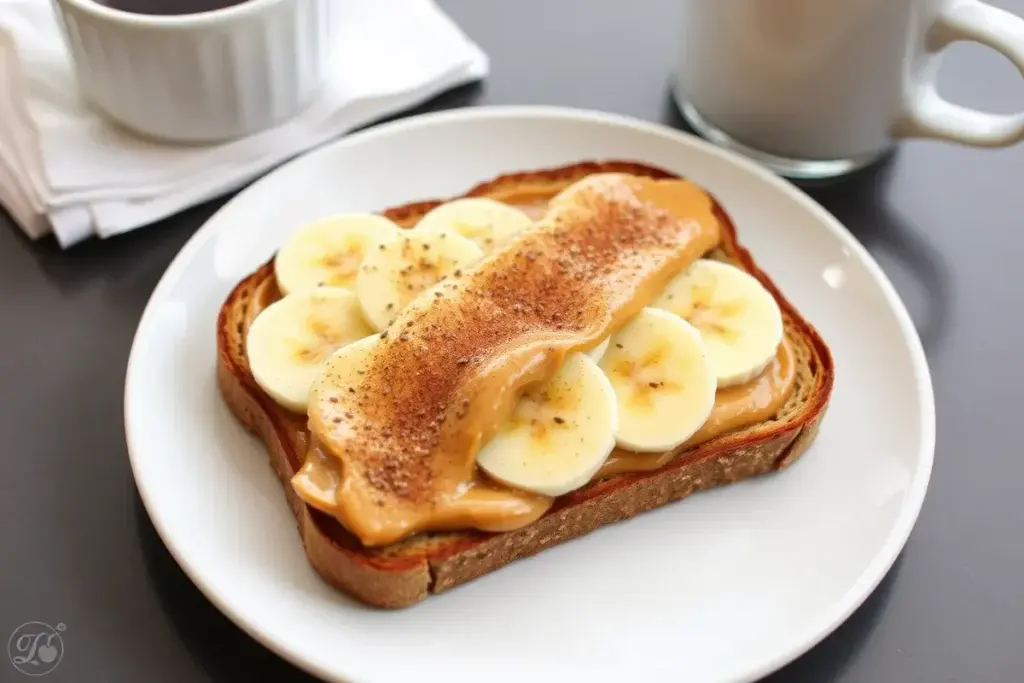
[896,0,1024,146]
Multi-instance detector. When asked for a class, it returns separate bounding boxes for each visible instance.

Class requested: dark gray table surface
[2,1,1023,681]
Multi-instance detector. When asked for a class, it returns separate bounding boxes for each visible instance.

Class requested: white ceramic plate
[125,107,934,683]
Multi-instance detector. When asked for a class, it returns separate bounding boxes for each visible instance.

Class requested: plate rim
[124,104,936,683]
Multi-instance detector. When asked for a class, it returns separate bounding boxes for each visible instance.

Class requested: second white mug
[672,0,1024,178]
[52,0,342,143]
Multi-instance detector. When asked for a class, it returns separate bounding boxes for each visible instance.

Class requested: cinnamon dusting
[304,174,723,545]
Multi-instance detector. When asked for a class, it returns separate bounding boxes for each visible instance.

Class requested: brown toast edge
[216,160,835,608]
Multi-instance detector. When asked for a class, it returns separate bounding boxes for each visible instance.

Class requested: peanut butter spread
[246,174,796,547]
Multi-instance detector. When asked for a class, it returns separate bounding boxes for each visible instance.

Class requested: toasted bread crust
[216,160,835,608]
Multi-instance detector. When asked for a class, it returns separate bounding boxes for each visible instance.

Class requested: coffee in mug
[94,0,249,15]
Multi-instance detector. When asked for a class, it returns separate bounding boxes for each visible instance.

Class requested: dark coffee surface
[96,0,249,16]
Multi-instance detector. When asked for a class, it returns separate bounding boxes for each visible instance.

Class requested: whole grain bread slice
[216,160,835,608]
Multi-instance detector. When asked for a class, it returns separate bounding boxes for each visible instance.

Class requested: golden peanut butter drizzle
[293,339,795,536]
[302,175,729,546]
[245,270,554,531]
[247,174,795,546]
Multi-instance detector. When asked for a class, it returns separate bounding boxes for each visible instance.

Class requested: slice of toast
[216,160,835,608]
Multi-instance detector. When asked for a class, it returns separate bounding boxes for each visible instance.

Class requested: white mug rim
[55,0,292,30]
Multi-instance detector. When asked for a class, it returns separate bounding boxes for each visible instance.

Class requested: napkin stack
[0,0,488,248]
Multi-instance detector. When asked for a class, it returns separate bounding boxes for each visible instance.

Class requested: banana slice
[415,197,533,253]
[274,214,402,294]
[356,231,483,331]
[599,308,716,452]
[477,353,618,497]
[246,288,375,412]
[587,338,610,363]
[651,259,784,388]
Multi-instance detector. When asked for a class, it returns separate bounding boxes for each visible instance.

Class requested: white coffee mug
[672,0,1024,178]
[52,0,342,143]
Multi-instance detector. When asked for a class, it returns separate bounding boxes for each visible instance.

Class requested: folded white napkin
[0,0,488,248]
